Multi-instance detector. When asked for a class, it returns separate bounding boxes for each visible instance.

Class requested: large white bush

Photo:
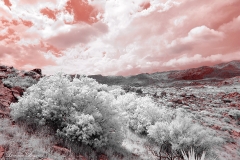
[113,92,176,135]
[10,73,124,148]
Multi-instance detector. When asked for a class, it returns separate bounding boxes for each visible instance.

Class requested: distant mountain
[88,60,240,87]
[169,60,240,80]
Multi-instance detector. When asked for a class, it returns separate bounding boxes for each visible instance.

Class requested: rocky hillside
[0,66,42,118]
[88,60,240,87]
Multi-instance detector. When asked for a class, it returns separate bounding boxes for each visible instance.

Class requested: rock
[24,71,37,76]
[211,125,221,130]
[97,154,108,160]
[153,92,159,98]
[179,92,186,97]
[52,145,70,155]
[182,105,190,109]
[0,146,4,158]
[11,86,24,100]
[230,130,240,137]
[0,110,9,118]
[33,74,41,80]
[161,91,167,97]
[136,88,143,94]
[191,104,198,109]
[222,99,232,103]
[212,100,222,104]
[0,65,7,70]
[0,81,15,110]
[186,93,196,98]
[0,72,7,79]
[168,66,214,80]
[167,102,174,107]
[230,102,238,107]
[31,68,42,75]
[78,155,87,160]
[172,99,183,104]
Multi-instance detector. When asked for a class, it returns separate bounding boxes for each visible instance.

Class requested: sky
[0,0,240,76]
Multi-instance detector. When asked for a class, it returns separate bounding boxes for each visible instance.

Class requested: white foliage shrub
[3,76,37,89]
[10,73,124,148]
[113,92,175,135]
[147,112,224,159]
[58,113,106,147]
[228,109,240,120]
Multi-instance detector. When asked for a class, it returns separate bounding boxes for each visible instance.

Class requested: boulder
[24,71,37,76]
[0,65,7,69]
[0,65,7,72]
[11,86,25,100]
[172,99,183,104]
[31,68,42,75]
[0,146,4,158]
[167,102,174,107]
[0,81,16,110]
[52,145,70,155]
[0,72,7,79]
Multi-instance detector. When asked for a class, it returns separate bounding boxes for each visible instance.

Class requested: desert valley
[0,60,240,160]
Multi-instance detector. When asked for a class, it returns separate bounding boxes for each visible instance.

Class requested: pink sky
[0,0,240,76]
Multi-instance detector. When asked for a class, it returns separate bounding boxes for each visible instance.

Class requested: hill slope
[89,60,240,87]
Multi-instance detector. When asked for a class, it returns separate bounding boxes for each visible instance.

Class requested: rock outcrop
[0,81,15,111]
[0,146,4,158]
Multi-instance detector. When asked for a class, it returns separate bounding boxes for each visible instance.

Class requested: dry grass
[0,118,67,160]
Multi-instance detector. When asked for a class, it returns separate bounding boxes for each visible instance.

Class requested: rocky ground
[124,76,240,160]
[0,61,240,160]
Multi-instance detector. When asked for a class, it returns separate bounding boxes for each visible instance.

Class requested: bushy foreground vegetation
[10,74,123,148]
[10,73,224,159]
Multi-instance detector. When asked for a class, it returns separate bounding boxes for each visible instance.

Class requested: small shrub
[228,109,240,120]
[236,120,240,126]
[147,112,224,159]
[220,126,232,132]
[223,117,231,123]
[7,72,18,78]
[2,76,37,89]
[181,148,206,160]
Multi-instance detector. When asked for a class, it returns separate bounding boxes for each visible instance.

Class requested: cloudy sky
[0,0,240,76]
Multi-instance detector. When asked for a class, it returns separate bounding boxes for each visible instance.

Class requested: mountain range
[88,60,240,87]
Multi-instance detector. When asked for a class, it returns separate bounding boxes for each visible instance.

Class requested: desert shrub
[2,76,37,89]
[7,72,18,78]
[113,93,175,135]
[228,109,240,120]
[181,148,206,160]
[108,86,125,98]
[10,73,124,148]
[147,112,224,159]
[223,117,231,123]
[58,113,105,147]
